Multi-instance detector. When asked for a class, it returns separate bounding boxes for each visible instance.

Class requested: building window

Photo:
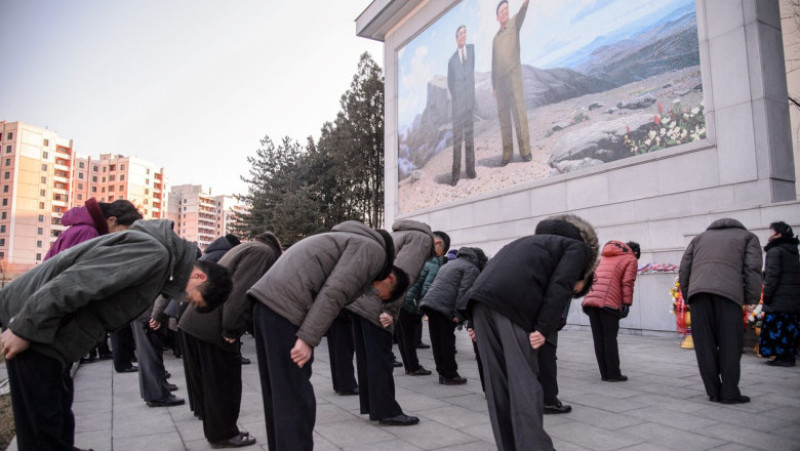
[102,177,105,182]
[0,239,4,246]
[43,139,49,147]
[145,178,150,185]
[120,174,125,181]
[109,175,115,181]
[42,151,48,159]
[93,166,98,172]
[77,194,82,201]
[78,173,84,179]
[3,172,8,180]
[38,214,43,222]
[101,187,105,193]
[102,167,106,173]
[41,176,46,184]
[78,183,83,189]
[108,196,114,201]
[4,159,8,166]
[39,202,45,209]
[79,161,85,169]
[0,212,5,220]
[36,253,41,261]
[92,176,97,182]
[40,189,45,197]
[1,199,6,207]
[144,188,149,194]
[0,226,5,233]
[146,168,150,175]
[108,186,114,192]
[37,227,43,235]
[6,133,12,140]
[3,186,7,193]
[36,240,42,248]
[41,164,47,171]
[4,146,9,153]
[183,207,187,212]
[121,164,125,170]
[91,187,97,193]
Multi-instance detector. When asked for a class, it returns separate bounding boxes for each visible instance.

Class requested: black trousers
[7,349,75,451]
[353,315,402,420]
[182,333,243,442]
[428,310,459,378]
[537,340,559,405]
[585,307,622,379]
[689,293,744,400]
[253,302,315,451]
[326,310,358,393]
[130,320,171,402]
[110,321,135,372]
[396,309,423,372]
[181,329,202,416]
[473,303,553,451]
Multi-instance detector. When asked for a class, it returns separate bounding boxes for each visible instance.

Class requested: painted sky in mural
[397,0,705,214]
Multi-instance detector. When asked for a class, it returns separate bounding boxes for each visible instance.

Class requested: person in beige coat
[247,221,409,451]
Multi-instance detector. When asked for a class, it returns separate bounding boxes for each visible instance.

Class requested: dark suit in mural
[492,0,531,165]
[448,36,476,186]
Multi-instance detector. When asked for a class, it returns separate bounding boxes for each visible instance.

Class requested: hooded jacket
[346,219,433,332]
[679,218,762,306]
[762,235,800,313]
[201,235,240,263]
[419,247,483,319]
[463,218,595,337]
[247,221,391,347]
[582,241,638,311]
[179,236,283,351]
[44,198,108,260]
[0,219,197,368]
[403,256,445,315]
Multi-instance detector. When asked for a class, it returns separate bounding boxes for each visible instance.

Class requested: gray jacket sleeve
[743,233,763,305]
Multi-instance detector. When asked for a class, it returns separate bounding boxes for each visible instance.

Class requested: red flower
[626,126,631,134]
[657,101,663,115]
[654,115,660,126]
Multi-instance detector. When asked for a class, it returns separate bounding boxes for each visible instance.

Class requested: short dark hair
[455,25,466,37]
[254,231,282,255]
[193,260,233,313]
[433,231,451,254]
[385,266,410,304]
[99,200,142,226]
[626,241,641,260]
[497,0,508,16]
[770,221,794,238]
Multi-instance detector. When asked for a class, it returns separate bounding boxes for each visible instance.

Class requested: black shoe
[379,413,420,426]
[116,366,138,373]
[336,387,359,396]
[393,360,404,368]
[766,359,796,367]
[439,375,467,385]
[605,375,628,382]
[167,383,178,392]
[415,342,430,349]
[406,367,432,376]
[240,356,251,365]
[210,432,256,448]
[451,176,459,187]
[146,395,185,407]
[466,171,477,179]
[544,400,572,414]
[720,395,750,405]
[164,371,172,379]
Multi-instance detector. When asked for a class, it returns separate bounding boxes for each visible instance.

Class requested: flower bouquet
[669,277,693,349]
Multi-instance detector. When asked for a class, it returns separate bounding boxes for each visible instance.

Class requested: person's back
[583,241,638,311]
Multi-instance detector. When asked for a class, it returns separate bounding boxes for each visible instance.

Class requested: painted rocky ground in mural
[397,66,704,213]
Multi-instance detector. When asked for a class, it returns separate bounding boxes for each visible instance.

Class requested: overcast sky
[0,0,383,196]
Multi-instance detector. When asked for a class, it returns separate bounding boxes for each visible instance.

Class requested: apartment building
[73,153,166,220]
[167,184,245,250]
[0,121,75,272]
[0,121,168,272]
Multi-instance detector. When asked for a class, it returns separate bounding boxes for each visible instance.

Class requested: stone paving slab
[5,327,800,450]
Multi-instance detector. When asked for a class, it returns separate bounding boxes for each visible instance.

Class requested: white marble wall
[372,0,798,332]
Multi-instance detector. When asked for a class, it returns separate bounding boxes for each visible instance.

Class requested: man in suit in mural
[447,25,476,186]
[492,0,532,166]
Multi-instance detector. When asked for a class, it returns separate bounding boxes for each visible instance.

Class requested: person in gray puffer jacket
[679,217,762,404]
[420,246,487,385]
[247,220,410,450]
[0,219,233,451]
[345,219,434,426]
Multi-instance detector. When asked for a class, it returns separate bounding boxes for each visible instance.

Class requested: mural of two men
[448,0,531,186]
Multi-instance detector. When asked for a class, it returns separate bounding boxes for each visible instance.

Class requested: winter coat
[247,221,391,347]
[403,256,445,315]
[419,247,483,319]
[347,219,433,332]
[201,235,239,263]
[44,197,108,260]
[463,230,591,337]
[0,219,197,368]
[582,241,638,311]
[180,237,282,351]
[762,235,800,313]
[679,218,762,306]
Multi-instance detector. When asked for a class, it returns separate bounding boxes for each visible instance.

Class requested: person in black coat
[461,214,598,451]
[759,221,800,367]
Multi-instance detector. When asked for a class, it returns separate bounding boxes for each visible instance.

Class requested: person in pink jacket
[581,241,640,382]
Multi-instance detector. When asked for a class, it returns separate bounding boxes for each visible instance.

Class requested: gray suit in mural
[448,27,476,186]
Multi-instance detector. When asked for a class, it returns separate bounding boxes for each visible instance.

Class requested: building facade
[358,0,800,333]
[167,184,245,251]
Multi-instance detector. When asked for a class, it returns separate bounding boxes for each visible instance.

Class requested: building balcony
[54,176,68,184]
[52,199,68,208]
[54,163,70,172]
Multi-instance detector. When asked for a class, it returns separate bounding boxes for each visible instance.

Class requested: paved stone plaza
[9,327,799,450]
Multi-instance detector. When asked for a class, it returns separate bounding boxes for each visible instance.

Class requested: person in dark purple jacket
[44,198,140,259]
